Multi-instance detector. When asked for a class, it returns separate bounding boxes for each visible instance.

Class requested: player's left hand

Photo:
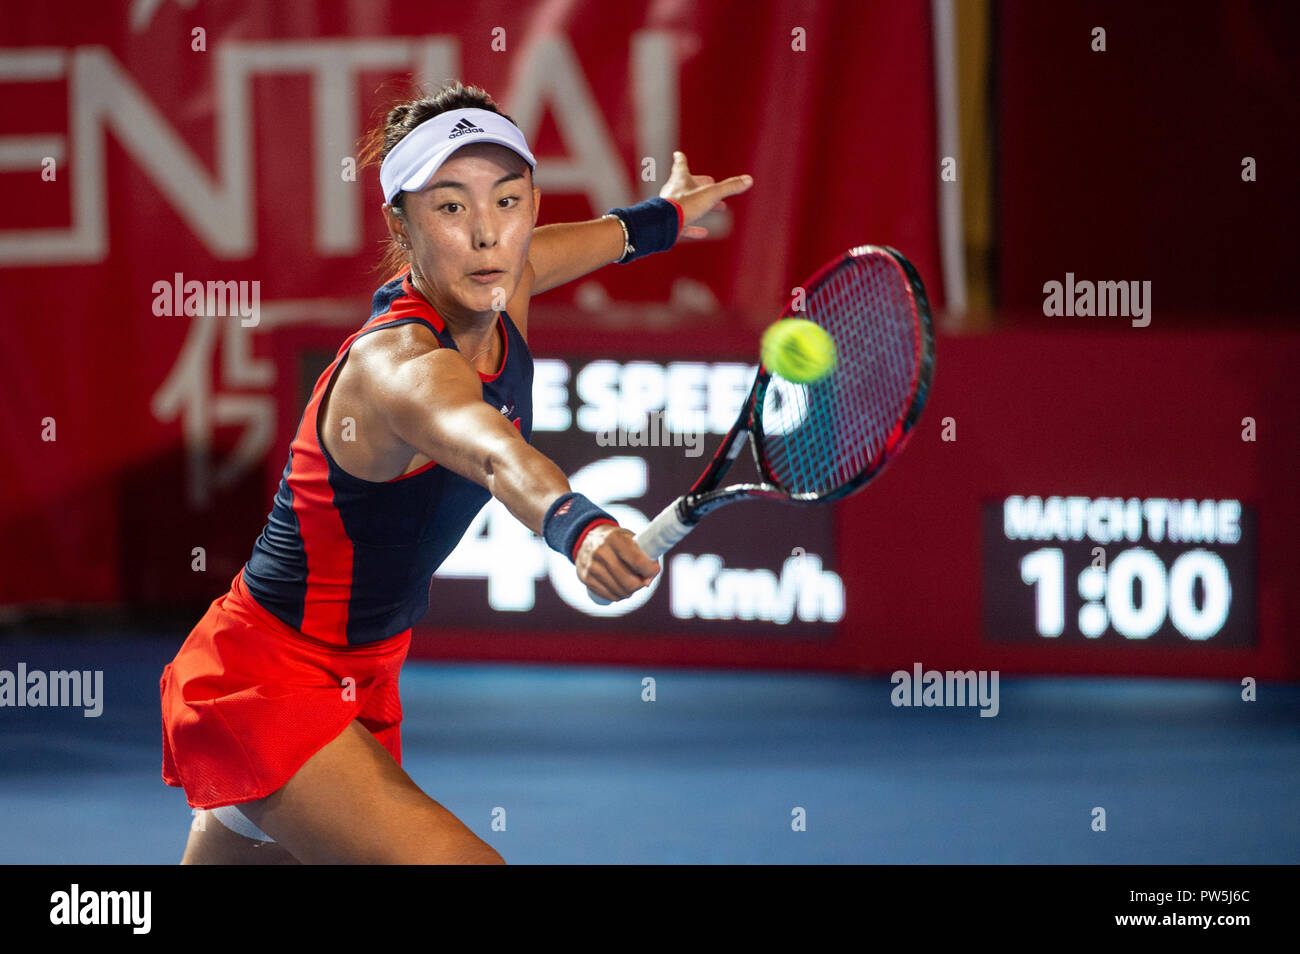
[659,151,752,239]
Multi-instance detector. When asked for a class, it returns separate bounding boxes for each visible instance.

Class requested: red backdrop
[3,2,1296,679]
[0,0,939,606]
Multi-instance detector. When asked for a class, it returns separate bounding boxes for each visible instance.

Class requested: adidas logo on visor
[448,117,486,139]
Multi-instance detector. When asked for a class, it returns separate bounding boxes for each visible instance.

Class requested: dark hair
[360,81,523,276]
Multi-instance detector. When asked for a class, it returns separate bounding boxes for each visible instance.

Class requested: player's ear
[382,202,408,246]
[531,184,541,227]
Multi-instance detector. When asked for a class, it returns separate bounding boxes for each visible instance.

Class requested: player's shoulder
[349,317,441,374]
[353,272,443,357]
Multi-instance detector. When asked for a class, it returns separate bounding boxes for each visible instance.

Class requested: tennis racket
[592,244,934,605]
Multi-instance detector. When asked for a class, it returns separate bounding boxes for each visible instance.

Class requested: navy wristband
[542,492,618,562]
[605,197,683,264]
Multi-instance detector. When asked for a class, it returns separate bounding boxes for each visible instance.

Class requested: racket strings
[760,253,922,495]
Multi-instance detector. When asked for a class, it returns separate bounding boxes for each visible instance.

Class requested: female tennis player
[159,82,753,864]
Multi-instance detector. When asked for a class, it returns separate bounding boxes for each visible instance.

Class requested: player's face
[392,142,539,320]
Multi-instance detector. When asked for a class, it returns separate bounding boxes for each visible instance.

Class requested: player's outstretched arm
[526,215,629,294]
[526,151,752,294]
[377,345,660,601]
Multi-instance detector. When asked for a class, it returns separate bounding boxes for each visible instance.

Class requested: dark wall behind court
[996,0,1300,325]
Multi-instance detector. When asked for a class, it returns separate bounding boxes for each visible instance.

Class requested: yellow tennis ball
[760,318,837,383]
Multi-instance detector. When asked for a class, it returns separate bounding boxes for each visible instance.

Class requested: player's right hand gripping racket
[592,244,935,605]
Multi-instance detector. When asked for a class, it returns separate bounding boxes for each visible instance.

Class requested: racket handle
[631,496,697,560]
[590,497,695,606]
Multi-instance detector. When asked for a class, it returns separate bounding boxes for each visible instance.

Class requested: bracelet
[603,213,634,264]
[604,197,684,265]
[542,492,619,563]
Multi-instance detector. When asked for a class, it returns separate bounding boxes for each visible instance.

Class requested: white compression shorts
[209,804,276,843]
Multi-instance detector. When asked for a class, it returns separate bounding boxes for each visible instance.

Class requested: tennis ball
[760,318,837,384]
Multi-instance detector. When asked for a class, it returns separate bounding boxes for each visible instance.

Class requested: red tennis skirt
[160,568,411,809]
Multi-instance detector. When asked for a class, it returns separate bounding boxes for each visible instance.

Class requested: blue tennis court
[1,633,1295,864]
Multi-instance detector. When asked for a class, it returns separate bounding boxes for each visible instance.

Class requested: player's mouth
[468,268,505,285]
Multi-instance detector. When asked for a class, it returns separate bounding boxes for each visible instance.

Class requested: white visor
[379,107,536,204]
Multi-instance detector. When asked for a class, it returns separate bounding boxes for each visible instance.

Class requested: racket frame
[679,244,934,522]
[591,244,934,598]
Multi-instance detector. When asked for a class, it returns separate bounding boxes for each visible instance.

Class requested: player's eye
[440,202,462,213]
[498,195,519,208]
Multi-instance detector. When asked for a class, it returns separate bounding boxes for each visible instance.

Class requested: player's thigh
[180,811,302,864]
[238,719,504,864]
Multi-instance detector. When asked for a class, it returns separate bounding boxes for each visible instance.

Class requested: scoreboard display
[983,496,1257,647]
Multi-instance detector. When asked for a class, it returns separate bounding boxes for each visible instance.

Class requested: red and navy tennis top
[242,272,533,646]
